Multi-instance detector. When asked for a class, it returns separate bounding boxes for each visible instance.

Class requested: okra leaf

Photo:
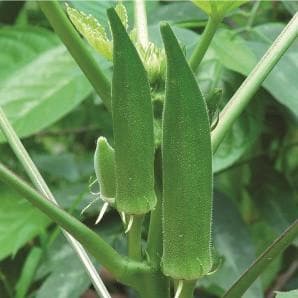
[212,27,298,117]
[223,220,298,298]
[0,26,109,142]
[0,186,50,261]
[249,160,298,239]
[35,234,92,298]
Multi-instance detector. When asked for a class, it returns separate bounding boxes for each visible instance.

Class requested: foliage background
[0,1,297,297]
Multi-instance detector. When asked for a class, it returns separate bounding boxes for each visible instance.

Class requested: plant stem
[189,17,220,72]
[147,189,163,267]
[246,0,260,29]
[223,220,298,298]
[147,149,163,267]
[134,0,149,48]
[211,12,298,153]
[0,108,110,298]
[128,216,144,261]
[39,1,111,111]
[179,280,197,298]
[138,272,170,298]
[0,162,151,288]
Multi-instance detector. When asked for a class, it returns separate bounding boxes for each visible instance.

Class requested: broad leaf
[0,26,97,142]
[0,186,49,260]
[35,235,91,298]
[213,72,264,173]
[212,27,298,116]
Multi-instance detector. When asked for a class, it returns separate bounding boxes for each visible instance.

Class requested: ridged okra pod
[107,9,156,215]
[94,137,116,204]
[161,23,213,280]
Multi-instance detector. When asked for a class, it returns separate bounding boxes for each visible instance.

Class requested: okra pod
[161,23,213,280]
[107,8,156,215]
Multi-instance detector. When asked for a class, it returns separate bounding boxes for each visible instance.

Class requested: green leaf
[66,4,112,60]
[212,27,298,116]
[250,222,282,290]
[33,153,80,183]
[213,72,264,173]
[69,1,114,24]
[147,1,207,25]
[247,24,298,117]
[35,235,91,298]
[192,0,248,20]
[0,26,98,142]
[276,290,298,298]
[0,186,50,261]
[281,1,298,16]
[249,161,298,237]
[223,220,298,298]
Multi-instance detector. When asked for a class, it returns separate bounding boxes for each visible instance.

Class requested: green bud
[94,137,116,205]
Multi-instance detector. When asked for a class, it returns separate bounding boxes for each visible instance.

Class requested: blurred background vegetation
[0,1,297,297]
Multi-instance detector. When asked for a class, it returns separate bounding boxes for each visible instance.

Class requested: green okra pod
[94,137,116,205]
[161,23,213,280]
[107,8,156,215]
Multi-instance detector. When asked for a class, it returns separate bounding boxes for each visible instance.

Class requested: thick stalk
[128,216,144,261]
[134,0,149,48]
[178,280,196,298]
[0,162,151,288]
[211,12,298,152]
[189,17,220,72]
[39,1,111,111]
[0,108,110,298]
[138,272,170,298]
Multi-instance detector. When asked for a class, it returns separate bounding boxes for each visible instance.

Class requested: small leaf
[66,4,112,60]
[192,0,248,21]
[115,2,128,30]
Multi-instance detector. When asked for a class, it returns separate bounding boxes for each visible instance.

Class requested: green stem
[39,1,111,111]
[189,17,220,72]
[134,0,149,48]
[211,12,298,153]
[147,149,163,267]
[246,0,260,29]
[0,107,110,298]
[223,220,298,298]
[138,272,170,298]
[179,280,196,298]
[146,189,163,267]
[128,216,144,261]
[0,162,151,288]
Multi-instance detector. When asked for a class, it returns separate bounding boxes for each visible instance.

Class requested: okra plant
[0,1,297,298]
